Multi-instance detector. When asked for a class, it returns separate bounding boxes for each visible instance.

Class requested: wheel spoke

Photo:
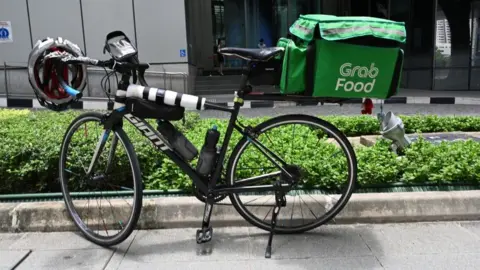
[230,116,357,233]
[59,113,142,246]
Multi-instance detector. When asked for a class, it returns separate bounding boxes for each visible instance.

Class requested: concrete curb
[2,191,480,233]
[359,132,480,146]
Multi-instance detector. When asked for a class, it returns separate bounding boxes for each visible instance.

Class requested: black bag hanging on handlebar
[125,97,185,121]
[103,31,138,61]
[103,31,186,122]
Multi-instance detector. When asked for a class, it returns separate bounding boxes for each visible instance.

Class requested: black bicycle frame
[100,70,292,197]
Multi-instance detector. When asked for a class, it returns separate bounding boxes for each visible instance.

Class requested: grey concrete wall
[28,0,85,52]
[0,70,5,95]
[81,0,136,60]
[2,64,189,98]
[0,0,190,97]
[0,1,33,65]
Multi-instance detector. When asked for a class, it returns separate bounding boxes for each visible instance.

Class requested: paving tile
[104,230,139,270]
[359,222,480,257]
[117,260,253,270]
[250,256,383,270]
[378,253,480,270]
[0,250,30,270]
[15,249,114,270]
[123,227,251,263]
[9,231,106,250]
[0,233,26,250]
[457,221,480,239]
[6,222,480,269]
[117,256,382,270]
[247,225,372,259]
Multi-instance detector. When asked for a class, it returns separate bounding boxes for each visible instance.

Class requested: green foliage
[356,139,402,186]
[2,109,480,194]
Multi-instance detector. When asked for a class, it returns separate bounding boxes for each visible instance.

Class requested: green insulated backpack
[276,14,407,99]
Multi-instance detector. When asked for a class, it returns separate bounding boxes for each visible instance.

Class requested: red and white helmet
[27,37,87,111]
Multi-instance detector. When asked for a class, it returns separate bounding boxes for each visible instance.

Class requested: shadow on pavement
[117,225,382,269]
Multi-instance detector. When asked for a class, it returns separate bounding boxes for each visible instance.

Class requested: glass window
[389,0,410,88]
[470,1,480,90]
[288,0,313,25]
[434,0,471,90]
[349,0,369,17]
[378,0,435,90]
[223,0,246,67]
[370,0,389,19]
[212,1,225,41]
[401,0,435,90]
[273,0,289,42]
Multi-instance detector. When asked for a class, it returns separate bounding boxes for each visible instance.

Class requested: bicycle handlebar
[46,52,150,99]
[47,52,208,113]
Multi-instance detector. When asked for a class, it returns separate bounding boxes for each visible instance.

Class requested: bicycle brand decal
[335,63,379,93]
[124,114,171,151]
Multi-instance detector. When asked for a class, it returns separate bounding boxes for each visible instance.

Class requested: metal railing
[1,62,189,100]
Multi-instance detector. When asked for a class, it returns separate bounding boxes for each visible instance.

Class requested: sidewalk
[2,221,480,270]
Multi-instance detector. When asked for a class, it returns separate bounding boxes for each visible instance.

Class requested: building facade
[1,0,480,104]
[189,0,480,92]
[1,0,192,101]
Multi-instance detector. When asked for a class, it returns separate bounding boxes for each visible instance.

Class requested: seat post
[237,61,253,97]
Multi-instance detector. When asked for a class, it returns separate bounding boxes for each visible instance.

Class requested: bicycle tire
[227,114,357,234]
[59,112,143,246]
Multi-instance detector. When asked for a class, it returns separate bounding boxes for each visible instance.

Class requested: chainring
[192,175,228,203]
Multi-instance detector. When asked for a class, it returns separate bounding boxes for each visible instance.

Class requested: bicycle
[52,46,358,258]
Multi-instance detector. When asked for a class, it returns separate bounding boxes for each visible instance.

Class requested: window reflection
[434,0,471,90]
[202,0,480,91]
[273,0,289,43]
[403,0,435,90]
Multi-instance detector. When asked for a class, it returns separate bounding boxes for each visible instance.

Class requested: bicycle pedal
[196,226,213,244]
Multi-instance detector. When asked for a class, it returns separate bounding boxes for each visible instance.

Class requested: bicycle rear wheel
[227,114,357,234]
[59,112,142,246]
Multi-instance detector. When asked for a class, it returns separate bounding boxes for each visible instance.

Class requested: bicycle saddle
[219,47,284,62]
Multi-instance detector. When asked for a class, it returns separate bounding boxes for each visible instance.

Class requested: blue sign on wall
[179,49,186,58]
[0,21,13,43]
[0,28,9,39]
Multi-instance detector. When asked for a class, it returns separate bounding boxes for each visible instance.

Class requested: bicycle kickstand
[265,181,286,259]
[196,194,214,244]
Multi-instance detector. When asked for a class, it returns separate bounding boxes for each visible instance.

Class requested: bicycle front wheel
[227,114,357,234]
[59,112,143,246]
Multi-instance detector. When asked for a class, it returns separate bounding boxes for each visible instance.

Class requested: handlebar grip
[53,60,83,99]
[61,81,83,99]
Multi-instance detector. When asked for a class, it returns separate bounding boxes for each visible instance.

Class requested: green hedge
[1,109,480,194]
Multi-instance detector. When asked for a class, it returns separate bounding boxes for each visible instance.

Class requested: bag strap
[304,41,316,96]
[304,24,320,97]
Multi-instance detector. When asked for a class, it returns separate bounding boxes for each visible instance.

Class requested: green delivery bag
[313,40,403,99]
[278,14,407,99]
[276,38,306,94]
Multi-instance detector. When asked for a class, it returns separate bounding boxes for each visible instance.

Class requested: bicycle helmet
[28,37,87,111]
